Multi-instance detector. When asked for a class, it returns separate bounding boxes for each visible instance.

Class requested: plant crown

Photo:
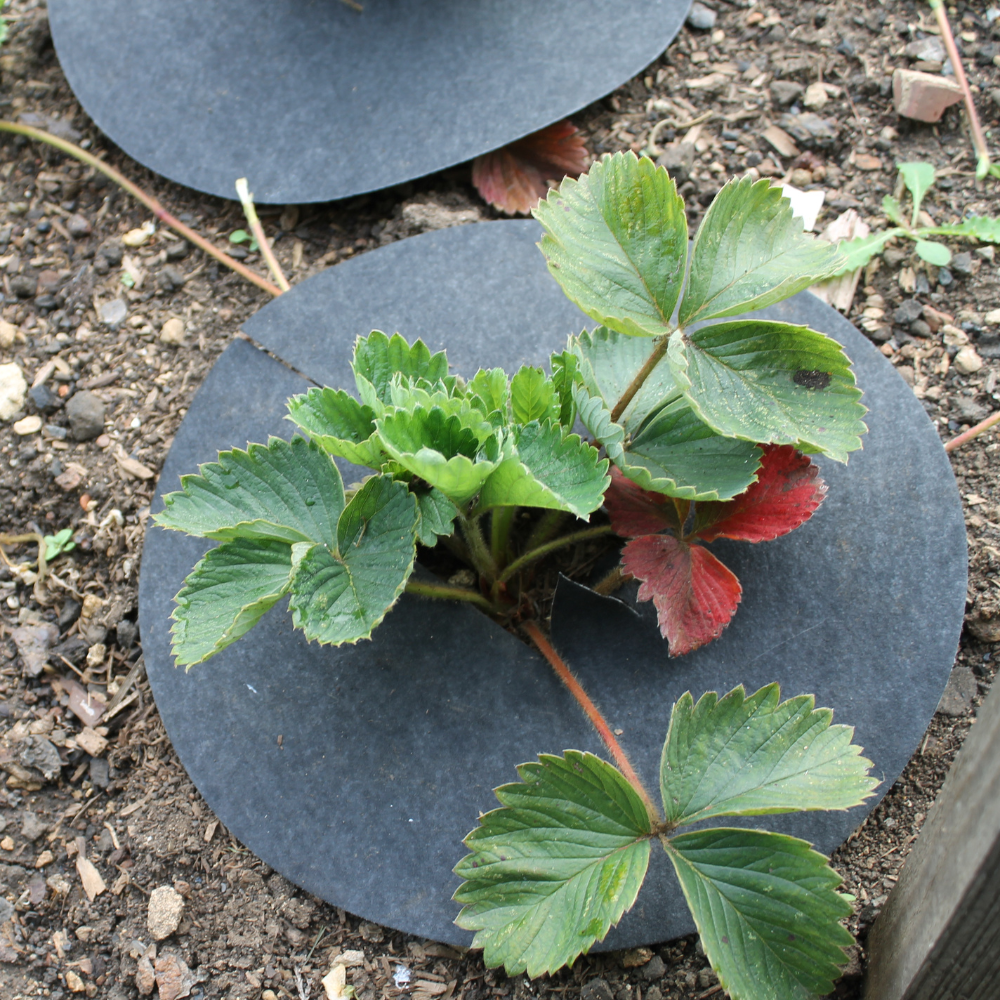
[155,151,864,664]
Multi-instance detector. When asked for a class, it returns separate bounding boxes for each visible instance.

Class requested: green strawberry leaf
[454,751,652,978]
[476,421,609,518]
[288,475,418,645]
[914,239,951,266]
[619,399,762,501]
[661,684,878,826]
[678,177,845,326]
[573,385,626,463]
[664,829,854,1000]
[469,368,511,422]
[573,326,680,433]
[413,486,459,546]
[897,161,936,224]
[535,151,688,338]
[510,366,560,425]
[154,436,345,545]
[286,387,383,468]
[550,350,580,428]
[352,330,449,405]
[171,538,294,667]
[376,407,499,505]
[667,322,866,463]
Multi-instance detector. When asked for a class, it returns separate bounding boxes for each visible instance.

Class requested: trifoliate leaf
[376,407,499,505]
[413,486,459,546]
[667,322,866,462]
[621,535,741,655]
[454,751,651,978]
[620,398,762,501]
[693,445,826,543]
[510,366,559,425]
[288,476,418,645]
[664,828,854,1000]
[535,151,688,338]
[352,330,449,405]
[914,239,951,266]
[387,381,496,442]
[678,177,845,326]
[171,538,294,667]
[155,436,345,545]
[572,326,680,433]
[476,421,609,519]
[897,161,936,223]
[661,684,878,826]
[550,350,580,428]
[286,387,383,468]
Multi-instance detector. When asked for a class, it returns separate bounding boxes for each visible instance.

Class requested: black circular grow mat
[138,219,967,949]
[49,0,692,204]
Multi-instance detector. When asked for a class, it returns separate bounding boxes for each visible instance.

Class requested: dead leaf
[76,856,106,901]
[472,120,589,215]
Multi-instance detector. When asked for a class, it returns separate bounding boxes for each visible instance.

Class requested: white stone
[0,363,27,421]
[159,317,186,346]
[0,320,17,349]
[13,414,42,435]
[953,346,984,375]
[984,308,1000,326]
[803,82,829,109]
[147,885,185,941]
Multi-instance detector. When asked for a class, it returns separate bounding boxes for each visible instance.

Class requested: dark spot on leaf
[793,369,831,389]
[499,855,507,862]
[788,934,796,941]
[721,936,729,945]
[472,861,479,868]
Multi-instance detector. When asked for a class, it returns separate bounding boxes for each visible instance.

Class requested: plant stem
[490,506,516,568]
[0,120,285,298]
[498,524,616,586]
[522,620,661,823]
[405,579,498,615]
[236,178,291,292]
[944,409,1000,452]
[610,336,670,424]
[460,515,497,581]
[592,565,627,596]
[523,509,568,554]
[928,0,992,178]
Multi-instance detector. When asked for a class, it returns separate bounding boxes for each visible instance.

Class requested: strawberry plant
[154,151,877,996]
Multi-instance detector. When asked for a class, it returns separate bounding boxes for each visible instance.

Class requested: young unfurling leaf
[352,330,449,405]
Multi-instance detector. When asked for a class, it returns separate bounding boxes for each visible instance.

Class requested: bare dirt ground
[0,0,998,998]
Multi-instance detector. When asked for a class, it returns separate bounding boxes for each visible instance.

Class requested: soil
[0,0,998,998]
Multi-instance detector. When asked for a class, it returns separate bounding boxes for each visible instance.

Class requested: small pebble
[687,1,716,30]
[13,414,42,436]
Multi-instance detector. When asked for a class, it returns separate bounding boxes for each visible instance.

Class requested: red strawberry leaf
[693,445,826,544]
[472,121,590,216]
[604,467,684,537]
[622,535,741,656]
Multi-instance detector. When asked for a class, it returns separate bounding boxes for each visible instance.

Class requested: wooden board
[865,680,1000,1000]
